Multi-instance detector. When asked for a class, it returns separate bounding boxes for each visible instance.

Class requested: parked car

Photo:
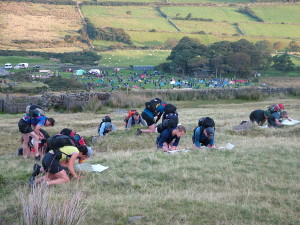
[4,63,12,69]
[14,63,29,69]
[32,65,42,69]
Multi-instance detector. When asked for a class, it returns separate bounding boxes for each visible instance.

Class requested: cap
[205,127,215,140]
[87,146,93,157]
[278,104,284,110]
[264,110,271,117]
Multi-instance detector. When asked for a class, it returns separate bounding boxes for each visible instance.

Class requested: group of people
[18,105,93,186]
[99,98,216,152]
[18,101,290,187]
[249,103,291,127]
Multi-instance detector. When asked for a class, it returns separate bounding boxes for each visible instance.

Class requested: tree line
[0,50,101,66]
[159,37,298,76]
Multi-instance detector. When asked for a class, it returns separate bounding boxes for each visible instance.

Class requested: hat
[264,110,271,117]
[278,104,284,110]
[205,127,214,140]
[87,146,93,157]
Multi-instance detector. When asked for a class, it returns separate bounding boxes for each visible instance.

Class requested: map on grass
[74,163,109,172]
[281,119,300,126]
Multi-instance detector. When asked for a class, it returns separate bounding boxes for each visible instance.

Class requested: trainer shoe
[135,128,142,135]
[32,164,41,176]
[17,147,23,156]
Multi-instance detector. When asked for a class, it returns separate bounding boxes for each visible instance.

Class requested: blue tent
[174,82,181,86]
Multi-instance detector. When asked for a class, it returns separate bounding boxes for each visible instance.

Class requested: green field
[252,5,300,24]
[161,6,255,22]
[174,20,237,34]
[99,50,170,67]
[0,56,53,67]
[239,23,300,38]
[82,6,175,31]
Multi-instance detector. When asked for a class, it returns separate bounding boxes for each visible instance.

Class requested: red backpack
[124,110,137,125]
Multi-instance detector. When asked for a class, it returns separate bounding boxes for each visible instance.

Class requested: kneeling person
[156,125,186,151]
[193,126,216,149]
[34,145,89,186]
[249,109,270,126]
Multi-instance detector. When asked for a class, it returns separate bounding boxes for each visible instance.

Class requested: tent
[75,69,86,76]
[140,75,146,78]
[174,82,181,86]
[170,80,176,85]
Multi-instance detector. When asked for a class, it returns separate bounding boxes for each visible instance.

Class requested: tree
[288,41,300,52]
[272,54,295,74]
[164,38,179,49]
[255,40,273,54]
[226,53,251,76]
[273,41,284,51]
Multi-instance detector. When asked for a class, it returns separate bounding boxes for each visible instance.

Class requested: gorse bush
[18,184,86,225]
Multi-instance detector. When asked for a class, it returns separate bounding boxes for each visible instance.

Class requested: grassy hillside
[0,97,299,224]
[0,2,89,52]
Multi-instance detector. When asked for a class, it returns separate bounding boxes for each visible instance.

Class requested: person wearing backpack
[249,109,271,126]
[18,110,55,160]
[192,117,216,149]
[126,111,147,128]
[31,145,89,186]
[156,125,186,151]
[268,110,291,128]
[98,116,116,136]
[137,98,166,135]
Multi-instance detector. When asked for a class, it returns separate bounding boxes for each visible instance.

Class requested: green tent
[75,69,86,75]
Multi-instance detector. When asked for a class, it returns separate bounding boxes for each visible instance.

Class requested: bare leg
[141,124,156,133]
[22,134,31,159]
[46,170,70,186]
[30,132,40,158]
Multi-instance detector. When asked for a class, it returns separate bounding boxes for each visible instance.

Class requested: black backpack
[198,117,215,128]
[26,104,45,118]
[157,112,179,133]
[46,134,75,159]
[145,98,162,112]
[164,103,177,114]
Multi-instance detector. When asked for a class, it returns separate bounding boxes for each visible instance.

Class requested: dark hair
[47,118,55,126]
[133,112,140,116]
[60,128,72,136]
[78,145,88,155]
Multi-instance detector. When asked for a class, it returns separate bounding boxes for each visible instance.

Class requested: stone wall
[0,92,111,113]
[0,87,295,113]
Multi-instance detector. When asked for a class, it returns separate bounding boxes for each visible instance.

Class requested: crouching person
[193,126,216,149]
[32,145,89,186]
[156,125,186,151]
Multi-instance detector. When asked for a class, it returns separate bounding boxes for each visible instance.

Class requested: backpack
[268,104,283,114]
[46,134,75,159]
[164,103,177,114]
[157,112,179,133]
[60,128,86,147]
[124,110,137,124]
[198,117,215,128]
[98,116,112,133]
[145,98,162,112]
[26,104,45,118]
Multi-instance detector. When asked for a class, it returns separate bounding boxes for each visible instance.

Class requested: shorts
[141,112,155,126]
[42,152,64,174]
[18,119,33,133]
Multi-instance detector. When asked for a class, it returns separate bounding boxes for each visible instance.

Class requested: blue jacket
[22,114,47,127]
[156,128,180,148]
[193,126,214,147]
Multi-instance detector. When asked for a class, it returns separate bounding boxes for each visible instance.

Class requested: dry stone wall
[0,87,295,113]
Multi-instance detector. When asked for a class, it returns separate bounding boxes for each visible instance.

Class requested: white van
[14,63,29,69]
[4,63,12,69]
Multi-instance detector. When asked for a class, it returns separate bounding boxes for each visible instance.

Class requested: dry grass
[0,2,89,51]
[260,76,300,88]
[0,97,300,224]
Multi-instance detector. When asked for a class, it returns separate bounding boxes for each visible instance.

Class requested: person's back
[250,109,270,126]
